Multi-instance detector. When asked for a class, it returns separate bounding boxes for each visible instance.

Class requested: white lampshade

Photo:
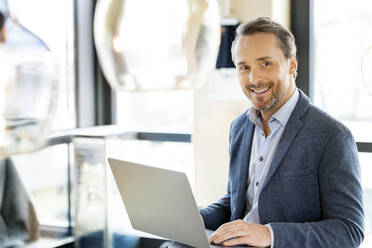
[94,0,220,91]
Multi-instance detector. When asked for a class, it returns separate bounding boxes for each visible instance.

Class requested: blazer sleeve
[199,184,231,231]
[269,126,365,248]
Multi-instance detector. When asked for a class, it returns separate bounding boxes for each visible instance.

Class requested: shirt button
[261,132,264,136]
[256,181,259,186]
[259,156,264,162]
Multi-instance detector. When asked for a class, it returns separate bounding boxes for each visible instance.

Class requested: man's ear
[289,55,298,78]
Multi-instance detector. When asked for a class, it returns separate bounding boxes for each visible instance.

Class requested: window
[114,0,195,190]
[312,0,372,142]
[113,0,195,134]
[116,90,194,133]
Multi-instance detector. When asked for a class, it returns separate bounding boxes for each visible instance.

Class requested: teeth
[253,87,269,93]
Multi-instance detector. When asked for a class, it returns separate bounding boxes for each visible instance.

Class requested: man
[200,17,364,247]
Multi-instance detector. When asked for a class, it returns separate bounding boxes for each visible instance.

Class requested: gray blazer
[200,90,364,247]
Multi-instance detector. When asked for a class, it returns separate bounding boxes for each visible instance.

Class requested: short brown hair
[231,17,297,63]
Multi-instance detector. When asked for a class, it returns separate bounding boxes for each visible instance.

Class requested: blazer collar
[233,120,254,220]
[234,89,311,219]
[260,89,311,191]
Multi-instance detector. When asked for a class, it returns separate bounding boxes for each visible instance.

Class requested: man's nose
[248,70,260,85]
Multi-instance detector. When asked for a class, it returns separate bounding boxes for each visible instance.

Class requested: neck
[260,85,296,123]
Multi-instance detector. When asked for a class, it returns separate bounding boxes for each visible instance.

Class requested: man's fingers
[211,230,247,245]
[212,231,235,244]
[222,236,249,247]
[208,223,235,242]
[208,220,252,244]
[209,221,270,247]
[208,231,223,243]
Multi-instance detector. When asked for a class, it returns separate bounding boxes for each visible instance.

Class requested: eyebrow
[237,56,273,66]
[256,56,272,61]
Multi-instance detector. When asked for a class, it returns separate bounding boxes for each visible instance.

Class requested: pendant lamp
[94,0,220,91]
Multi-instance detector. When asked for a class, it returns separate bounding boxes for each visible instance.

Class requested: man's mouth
[251,86,271,95]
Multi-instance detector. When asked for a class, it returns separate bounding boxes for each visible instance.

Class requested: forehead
[234,33,285,62]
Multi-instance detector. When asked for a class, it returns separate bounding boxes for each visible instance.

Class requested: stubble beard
[258,96,280,112]
[251,84,285,112]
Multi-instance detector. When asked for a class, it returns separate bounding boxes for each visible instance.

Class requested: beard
[247,81,286,112]
[256,95,280,112]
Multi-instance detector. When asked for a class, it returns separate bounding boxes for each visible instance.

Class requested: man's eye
[263,62,271,67]
[240,66,249,71]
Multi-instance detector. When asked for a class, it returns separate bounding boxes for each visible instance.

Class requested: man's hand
[208,220,271,247]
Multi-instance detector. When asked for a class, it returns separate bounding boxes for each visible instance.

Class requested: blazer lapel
[233,119,254,220]
[260,90,310,191]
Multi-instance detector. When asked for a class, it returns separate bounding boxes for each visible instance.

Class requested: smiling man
[199,17,364,248]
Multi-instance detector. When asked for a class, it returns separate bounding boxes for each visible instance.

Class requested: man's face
[234,33,297,115]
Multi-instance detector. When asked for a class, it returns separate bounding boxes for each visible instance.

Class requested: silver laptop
[108,158,253,248]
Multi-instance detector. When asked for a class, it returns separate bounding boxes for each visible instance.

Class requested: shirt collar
[246,88,299,127]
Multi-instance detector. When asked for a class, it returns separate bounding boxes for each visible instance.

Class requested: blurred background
[2,0,372,247]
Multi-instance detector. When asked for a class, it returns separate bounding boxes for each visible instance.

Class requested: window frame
[290,0,372,154]
[74,0,115,128]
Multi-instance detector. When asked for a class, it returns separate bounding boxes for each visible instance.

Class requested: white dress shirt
[243,89,299,247]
